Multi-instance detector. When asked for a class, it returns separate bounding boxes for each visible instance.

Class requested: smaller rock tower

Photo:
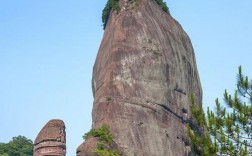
[33,119,66,156]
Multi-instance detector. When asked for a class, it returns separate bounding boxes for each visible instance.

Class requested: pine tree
[188,66,252,156]
[187,96,217,156]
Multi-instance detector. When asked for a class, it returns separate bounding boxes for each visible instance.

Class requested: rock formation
[34,119,66,156]
[77,0,202,155]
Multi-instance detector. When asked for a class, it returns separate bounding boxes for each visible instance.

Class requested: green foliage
[83,125,121,156]
[189,66,252,156]
[93,141,120,156]
[154,0,170,14]
[101,0,170,30]
[83,124,113,144]
[0,135,33,156]
[187,96,217,156]
[94,147,120,156]
[102,0,120,30]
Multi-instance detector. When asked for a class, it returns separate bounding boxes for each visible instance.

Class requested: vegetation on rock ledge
[102,0,170,30]
[102,0,120,30]
[83,124,121,156]
[84,124,113,144]
[94,147,120,156]
[154,0,170,15]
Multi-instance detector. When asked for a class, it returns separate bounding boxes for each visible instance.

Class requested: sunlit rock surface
[78,0,202,155]
[34,119,66,156]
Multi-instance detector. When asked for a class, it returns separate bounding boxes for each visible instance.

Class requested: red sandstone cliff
[34,119,66,156]
[78,0,202,155]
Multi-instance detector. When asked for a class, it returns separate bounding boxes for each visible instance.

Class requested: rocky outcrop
[78,0,202,155]
[34,119,66,156]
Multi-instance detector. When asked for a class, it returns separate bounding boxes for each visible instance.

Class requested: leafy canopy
[0,135,33,156]
[188,66,252,156]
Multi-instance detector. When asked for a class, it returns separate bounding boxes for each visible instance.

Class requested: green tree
[102,0,120,30]
[0,135,33,156]
[154,0,170,14]
[189,66,252,156]
[187,96,217,156]
[101,0,170,30]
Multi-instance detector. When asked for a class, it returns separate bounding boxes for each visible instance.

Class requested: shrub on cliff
[102,0,170,30]
[83,124,113,144]
[102,0,120,30]
[154,0,170,14]
[83,124,121,156]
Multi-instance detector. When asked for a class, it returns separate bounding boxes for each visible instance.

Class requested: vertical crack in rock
[78,0,202,155]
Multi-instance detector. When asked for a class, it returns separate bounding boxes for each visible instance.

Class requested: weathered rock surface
[34,119,66,156]
[78,0,202,155]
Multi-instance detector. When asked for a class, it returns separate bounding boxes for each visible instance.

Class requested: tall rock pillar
[34,119,66,156]
[78,0,202,155]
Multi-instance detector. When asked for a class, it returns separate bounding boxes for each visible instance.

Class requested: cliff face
[78,0,202,155]
[34,119,66,156]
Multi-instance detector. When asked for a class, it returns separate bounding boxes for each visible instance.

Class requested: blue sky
[0,0,251,155]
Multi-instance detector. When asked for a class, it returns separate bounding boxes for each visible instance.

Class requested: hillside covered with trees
[0,136,33,156]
